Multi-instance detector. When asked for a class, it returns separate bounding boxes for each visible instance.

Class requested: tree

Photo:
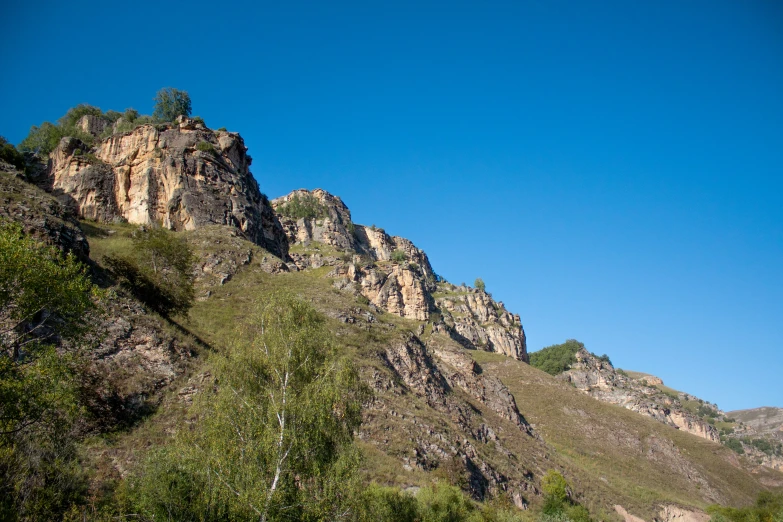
[128,293,367,520]
[0,221,99,520]
[0,137,25,172]
[474,278,486,292]
[153,87,192,122]
[104,225,195,316]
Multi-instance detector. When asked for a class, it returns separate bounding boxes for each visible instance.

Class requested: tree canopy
[153,87,192,122]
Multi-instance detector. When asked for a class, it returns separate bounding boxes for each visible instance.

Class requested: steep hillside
[2,112,781,520]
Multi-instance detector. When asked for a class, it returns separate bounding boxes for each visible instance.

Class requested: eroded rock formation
[560,349,720,442]
[47,118,288,258]
[275,188,528,360]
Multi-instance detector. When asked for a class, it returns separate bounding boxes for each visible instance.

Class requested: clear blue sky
[2,1,781,411]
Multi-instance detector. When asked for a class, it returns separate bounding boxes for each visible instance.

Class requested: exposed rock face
[725,407,783,471]
[360,329,535,502]
[77,114,109,137]
[46,119,288,258]
[273,188,357,251]
[276,188,528,361]
[0,171,89,260]
[435,284,528,361]
[561,349,720,443]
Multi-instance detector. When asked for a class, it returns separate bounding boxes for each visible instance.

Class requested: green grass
[76,219,780,520]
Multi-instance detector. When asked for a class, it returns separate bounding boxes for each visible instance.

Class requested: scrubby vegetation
[104,225,195,317]
[0,221,100,520]
[528,340,613,376]
[16,89,195,157]
[529,340,583,375]
[277,193,329,220]
[391,249,408,263]
[0,136,26,171]
[707,491,783,522]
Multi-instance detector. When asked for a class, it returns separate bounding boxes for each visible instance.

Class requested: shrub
[196,141,216,155]
[277,193,328,220]
[0,221,99,520]
[474,278,486,292]
[104,225,195,316]
[152,87,192,122]
[391,249,408,263]
[57,104,102,128]
[529,340,584,376]
[723,438,744,455]
[0,137,25,171]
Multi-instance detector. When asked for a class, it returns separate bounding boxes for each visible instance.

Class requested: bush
[474,278,486,292]
[153,87,192,122]
[529,340,584,376]
[196,141,216,155]
[0,137,25,171]
[277,193,328,220]
[391,249,408,263]
[723,438,744,455]
[0,221,99,520]
[104,225,195,316]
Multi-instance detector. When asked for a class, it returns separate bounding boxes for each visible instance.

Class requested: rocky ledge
[560,348,720,442]
[45,116,287,258]
[273,188,528,361]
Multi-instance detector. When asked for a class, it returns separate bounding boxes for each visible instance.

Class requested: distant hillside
[729,407,783,438]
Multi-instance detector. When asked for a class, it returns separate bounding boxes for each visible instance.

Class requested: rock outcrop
[435,283,528,361]
[561,349,720,442]
[274,188,528,361]
[0,171,89,260]
[46,117,288,258]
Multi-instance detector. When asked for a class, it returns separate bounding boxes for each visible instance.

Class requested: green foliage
[277,193,329,220]
[123,108,140,122]
[392,249,408,263]
[538,470,592,522]
[353,483,419,522]
[723,438,744,455]
[0,221,99,520]
[126,293,368,520]
[153,87,192,122]
[529,340,584,376]
[57,104,102,129]
[416,482,478,522]
[596,354,612,366]
[743,437,782,456]
[474,278,486,292]
[0,137,25,171]
[18,121,66,155]
[707,492,783,522]
[541,470,569,505]
[104,225,195,316]
[196,140,216,155]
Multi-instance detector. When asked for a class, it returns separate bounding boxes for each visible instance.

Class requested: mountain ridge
[2,112,781,520]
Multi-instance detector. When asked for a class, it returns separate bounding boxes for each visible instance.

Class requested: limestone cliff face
[561,349,720,442]
[47,118,288,258]
[435,284,528,361]
[276,189,528,361]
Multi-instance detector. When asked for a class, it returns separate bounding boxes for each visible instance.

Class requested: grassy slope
[80,221,781,519]
[471,350,780,517]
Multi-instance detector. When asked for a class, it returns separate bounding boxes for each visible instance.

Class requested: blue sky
[2,1,781,411]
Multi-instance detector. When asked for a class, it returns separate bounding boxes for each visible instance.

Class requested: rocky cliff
[272,188,528,361]
[560,349,720,442]
[45,117,288,258]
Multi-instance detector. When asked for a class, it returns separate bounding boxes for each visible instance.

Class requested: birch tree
[131,293,366,521]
